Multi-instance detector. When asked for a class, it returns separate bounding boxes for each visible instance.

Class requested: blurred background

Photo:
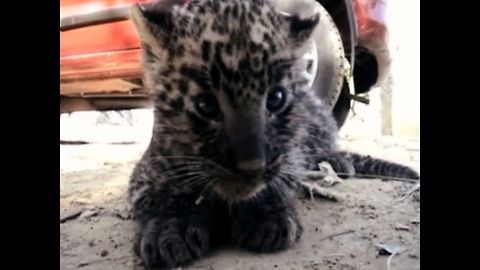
[340,0,419,138]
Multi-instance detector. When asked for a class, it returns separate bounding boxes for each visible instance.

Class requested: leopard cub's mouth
[212,175,267,202]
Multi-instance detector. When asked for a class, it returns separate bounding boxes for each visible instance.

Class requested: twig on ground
[77,255,131,267]
[319,229,355,241]
[299,181,343,202]
[60,209,83,223]
[386,253,395,270]
[297,162,345,202]
[374,243,406,270]
[399,183,420,201]
[336,173,420,183]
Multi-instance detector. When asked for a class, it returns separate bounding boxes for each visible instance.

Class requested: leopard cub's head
[131,0,320,201]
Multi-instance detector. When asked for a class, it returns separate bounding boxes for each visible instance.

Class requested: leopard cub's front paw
[134,218,210,269]
[232,213,302,253]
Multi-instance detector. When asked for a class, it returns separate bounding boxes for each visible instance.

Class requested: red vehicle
[60,0,390,128]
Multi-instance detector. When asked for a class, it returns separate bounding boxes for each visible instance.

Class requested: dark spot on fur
[178,16,189,27]
[180,66,211,91]
[169,97,184,110]
[215,47,234,81]
[259,17,267,28]
[161,65,175,77]
[178,79,189,94]
[159,92,167,102]
[239,57,250,71]
[226,43,233,55]
[143,43,159,62]
[252,57,260,67]
[211,65,221,90]
[212,1,220,13]
[194,17,201,26]
[233,72,241,84]
[176,44,185,57]
[178,29,187,38]
[241,74,249,88]
[142,8,173,37]
[224,6,231,20]
[232,4,239,18]
[252,4,262,16]
[248,13,255,23]
[158,107,180,118]
[289,14,320,37]
[262,53,270,65]
[249,41,259,53]
[202,41,211,61]
[164,83,172,92]
[263,33,276,52]
[259,81,266,92]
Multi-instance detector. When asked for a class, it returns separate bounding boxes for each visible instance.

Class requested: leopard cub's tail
[340,152,420,180]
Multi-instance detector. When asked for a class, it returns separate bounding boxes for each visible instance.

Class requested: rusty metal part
[61,78,143,95]
[60,49,141,82]
[60,96,152,113]
[60,5,131,31]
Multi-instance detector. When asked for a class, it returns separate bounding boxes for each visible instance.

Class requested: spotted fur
[128,0,419,268]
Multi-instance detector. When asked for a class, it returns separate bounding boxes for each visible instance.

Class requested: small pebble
[395,223,410,231]
[81,209,98,219]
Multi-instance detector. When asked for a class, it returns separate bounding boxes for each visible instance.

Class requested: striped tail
[340,152,420,180]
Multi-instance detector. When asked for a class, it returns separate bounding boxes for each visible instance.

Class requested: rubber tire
[332,80,351,129]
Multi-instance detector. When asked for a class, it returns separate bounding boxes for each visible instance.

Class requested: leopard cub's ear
[280,12,320,48]
[130,0,183,47]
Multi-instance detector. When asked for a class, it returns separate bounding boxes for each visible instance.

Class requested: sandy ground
[60,133,420,270]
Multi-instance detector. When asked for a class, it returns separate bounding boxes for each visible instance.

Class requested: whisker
[160,156,234,176]
[276,174,298,190]
[195,179,218,205]
[183,177,211,190]
[164,171,205,182]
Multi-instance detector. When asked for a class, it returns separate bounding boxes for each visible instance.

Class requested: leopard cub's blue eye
[267,86,287,112]
[195,94,220,118]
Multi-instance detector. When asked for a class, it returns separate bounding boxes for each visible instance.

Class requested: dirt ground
[60,134,420,270]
